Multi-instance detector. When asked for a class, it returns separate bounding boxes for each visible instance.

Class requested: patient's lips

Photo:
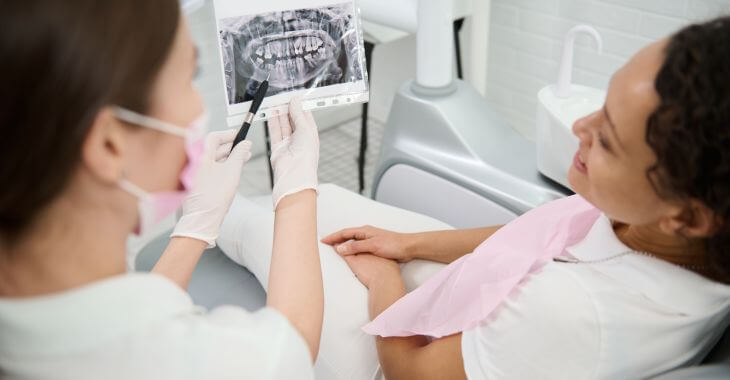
[573,151,588,175]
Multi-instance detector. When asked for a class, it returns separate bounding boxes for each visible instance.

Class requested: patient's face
[568,39,677,226]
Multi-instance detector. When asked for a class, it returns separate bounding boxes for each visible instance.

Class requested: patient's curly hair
[646,15,730,282]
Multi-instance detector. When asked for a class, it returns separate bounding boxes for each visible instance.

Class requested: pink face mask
[113,107,207,236]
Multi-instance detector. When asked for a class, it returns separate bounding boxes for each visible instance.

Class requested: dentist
[0,1,322,379]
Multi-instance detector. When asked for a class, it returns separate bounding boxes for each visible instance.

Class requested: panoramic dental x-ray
[215,0,368,120]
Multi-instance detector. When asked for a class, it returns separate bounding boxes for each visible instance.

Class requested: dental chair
[135,182,730,379]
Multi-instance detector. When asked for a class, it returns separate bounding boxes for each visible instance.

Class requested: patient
[218,16,730,379]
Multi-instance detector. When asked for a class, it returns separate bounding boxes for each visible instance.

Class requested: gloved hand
[171,129,252,247]
[268,97,320,209]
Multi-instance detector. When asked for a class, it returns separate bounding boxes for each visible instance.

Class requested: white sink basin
[536,84,606,189]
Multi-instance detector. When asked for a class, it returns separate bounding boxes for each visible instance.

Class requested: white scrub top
[461,214,730,379]
[0,273,313,380]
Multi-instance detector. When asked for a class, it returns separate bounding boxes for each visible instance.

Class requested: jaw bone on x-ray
[216,0,368,120]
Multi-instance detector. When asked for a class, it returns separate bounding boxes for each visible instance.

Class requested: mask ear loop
[112,107,189,138]
[118,171,150,239]
[118,176,150,201]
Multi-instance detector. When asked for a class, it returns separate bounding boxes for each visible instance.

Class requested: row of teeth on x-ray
[254,37,327,69]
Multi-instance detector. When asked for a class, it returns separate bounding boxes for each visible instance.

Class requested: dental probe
[231,72,270,152]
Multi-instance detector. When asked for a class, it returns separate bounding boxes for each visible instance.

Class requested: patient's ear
[659,199,720,238]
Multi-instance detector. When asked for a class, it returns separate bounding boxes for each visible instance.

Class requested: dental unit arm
[370,0,568,229]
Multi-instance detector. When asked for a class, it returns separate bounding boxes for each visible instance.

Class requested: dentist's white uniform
[0,118,318,379]
[0,274,313,379]
[0,2,324,378]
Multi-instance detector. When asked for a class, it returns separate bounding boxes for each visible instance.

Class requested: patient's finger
[335,239,376,256]
[342,255,363,278]
[321,227,369,245]
[342,255,360,279]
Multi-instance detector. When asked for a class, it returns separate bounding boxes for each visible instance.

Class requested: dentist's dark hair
[0,0,181,245]
[646,15,730,283]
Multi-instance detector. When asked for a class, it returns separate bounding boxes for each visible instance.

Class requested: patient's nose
[573,111,600,147]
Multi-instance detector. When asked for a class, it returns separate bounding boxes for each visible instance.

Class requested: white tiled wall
[186,1,730,146]
[485,0,730,140]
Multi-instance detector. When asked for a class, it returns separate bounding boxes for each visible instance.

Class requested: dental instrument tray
[214,0,370,127]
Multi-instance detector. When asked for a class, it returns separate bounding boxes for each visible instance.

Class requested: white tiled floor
[238,117,385,198]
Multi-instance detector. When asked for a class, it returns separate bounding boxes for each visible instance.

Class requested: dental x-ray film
[214,0,369,126]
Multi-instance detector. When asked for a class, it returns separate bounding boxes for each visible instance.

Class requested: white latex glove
[269,97,320,208]
[171,129,252,247]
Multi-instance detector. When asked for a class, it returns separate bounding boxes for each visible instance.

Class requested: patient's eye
[598,132,612,152]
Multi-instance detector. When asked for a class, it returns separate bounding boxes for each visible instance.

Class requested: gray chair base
[135,232,266,311]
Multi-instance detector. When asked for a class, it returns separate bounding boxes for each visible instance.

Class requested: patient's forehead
[606,39,666,156]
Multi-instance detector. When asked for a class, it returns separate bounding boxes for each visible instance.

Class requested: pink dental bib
[363,195,601,338]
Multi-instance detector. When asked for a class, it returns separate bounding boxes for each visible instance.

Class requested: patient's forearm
[152,237,207,289]
[266,190,323,361]
[369,274,429,371]
[368,272,410,323]
[369,274,465,379]
[408,226,502,264]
